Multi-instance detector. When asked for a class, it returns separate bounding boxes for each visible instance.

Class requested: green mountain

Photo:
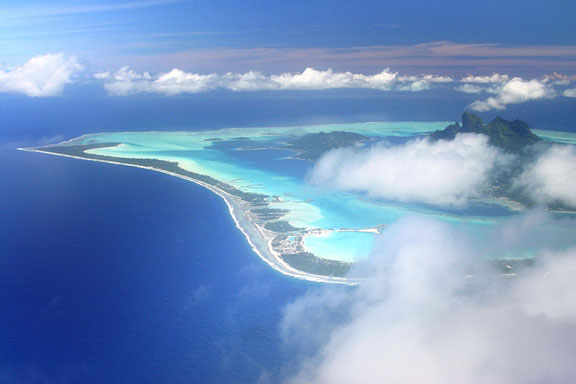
[430,112,541,152]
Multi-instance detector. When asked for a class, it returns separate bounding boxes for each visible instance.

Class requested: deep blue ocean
[1,87,575,383]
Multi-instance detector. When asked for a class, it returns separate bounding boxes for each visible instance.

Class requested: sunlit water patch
[304,231,375,262]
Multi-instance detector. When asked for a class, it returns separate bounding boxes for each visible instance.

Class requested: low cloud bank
[514,144,576,208]
[460,74,510,84]
[94,65,576,111]
[0,54,83,97]
[310,133,576,208]
[3,53,576,109]
[281,214,576,384]
[309,133,509,206]
[94,67,452,96]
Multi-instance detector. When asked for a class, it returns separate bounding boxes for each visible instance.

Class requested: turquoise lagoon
[61,122,574,264]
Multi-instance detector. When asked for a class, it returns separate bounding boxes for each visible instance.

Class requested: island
[431,112,574,211]
[19,119,576,282]
[21,130,376,283]
[430,112,541,153]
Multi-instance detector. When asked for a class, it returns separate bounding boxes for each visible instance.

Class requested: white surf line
[19,147,359,285]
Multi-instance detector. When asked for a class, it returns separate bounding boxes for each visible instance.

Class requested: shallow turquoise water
[67,122,574,262]
[304,231,375,262]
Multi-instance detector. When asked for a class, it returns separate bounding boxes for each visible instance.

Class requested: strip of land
[19,143,367,284]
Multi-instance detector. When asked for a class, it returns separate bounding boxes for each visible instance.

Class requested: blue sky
[1,0,576,114]
[2,0,576,73]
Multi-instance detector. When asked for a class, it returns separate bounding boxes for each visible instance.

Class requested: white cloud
[148,69,218,95]
[92,66,576,101]
[563,88,576,97]
[469,77,556,111]
[396,74,454,92]
[97,66,219,96]
[396,79,431,92]
[454,75,506,94]
[223,71,276,91]
[420,74,454,83]
[454,83,493,94]
[514,144,576,208]
[469,96,506,111]
[454,73,509,95]
[282,214,576,384]
[460,73,509,83]
[95,67,454,95]
[0,54,83,96]
[498,78,556,104]
[542,73,576,85]
[272,68,392,90]
[308,133,507,206]
[92,71,112,80]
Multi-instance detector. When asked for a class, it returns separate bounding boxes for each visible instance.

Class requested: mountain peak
[430,112,541,152]
[461,112,484,132]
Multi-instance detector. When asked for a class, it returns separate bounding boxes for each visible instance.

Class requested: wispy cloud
[423,41,576,58]
[1,0,181,20]
[3,26,127,38]
[143,31,218,38]
[104,41,576,75]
